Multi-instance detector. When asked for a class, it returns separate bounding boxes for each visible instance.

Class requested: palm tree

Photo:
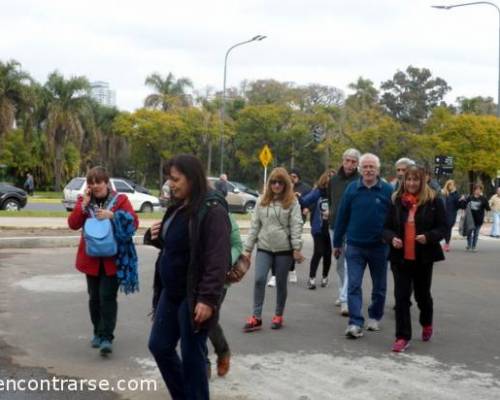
[43,71,92,190]
[0,60,33,137]
[144,72,193,111]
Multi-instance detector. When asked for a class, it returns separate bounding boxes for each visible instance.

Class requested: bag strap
[106,194,120,210]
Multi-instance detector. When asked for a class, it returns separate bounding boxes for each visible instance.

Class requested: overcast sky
[1,0,498,111]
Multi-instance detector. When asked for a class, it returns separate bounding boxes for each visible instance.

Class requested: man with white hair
[392,158,415,191]
[333,153,393,339]
[327,148,361,316]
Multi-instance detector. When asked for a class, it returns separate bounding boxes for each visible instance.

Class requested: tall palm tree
[43,71,92,190]
[0,60,33,137]
[144,72,193,111]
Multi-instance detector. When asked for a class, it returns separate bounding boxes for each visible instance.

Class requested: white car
[63,177,161,213]
[207,177,257,213]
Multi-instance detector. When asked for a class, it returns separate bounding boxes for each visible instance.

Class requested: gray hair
[395,157,415,167]
[342,148,361,161]
[359,153,381,169]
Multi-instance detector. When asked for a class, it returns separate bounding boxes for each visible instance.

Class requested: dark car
[232,181,260,198]
[0,183,28,211]
[122,178,151,195]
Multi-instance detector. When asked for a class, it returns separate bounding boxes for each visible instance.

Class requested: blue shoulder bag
[84,195,119,257]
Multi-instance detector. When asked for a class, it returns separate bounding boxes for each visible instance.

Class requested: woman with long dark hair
[242,167,304,332]
[147,154,230,399]
[299,171,332,289]
[383,165,447,352]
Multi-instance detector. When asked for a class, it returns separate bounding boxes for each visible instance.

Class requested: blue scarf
[112,210,139,294]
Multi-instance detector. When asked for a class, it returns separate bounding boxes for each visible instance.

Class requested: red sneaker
[392,338,410,353]
[271,315,284,329]
[243,316,262,332]
[422,325,433,341]
[443,243,450,252]
[217,354,230,377]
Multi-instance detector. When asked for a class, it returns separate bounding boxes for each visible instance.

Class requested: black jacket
[383,196,447,265]
[327,167,360,228]
[144,190,231,331]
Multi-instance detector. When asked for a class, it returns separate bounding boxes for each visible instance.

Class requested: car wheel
[3,198,21,211]
[140,202,154,213]
[244,201,256,213]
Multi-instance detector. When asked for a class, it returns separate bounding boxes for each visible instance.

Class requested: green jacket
[229,213,243,265]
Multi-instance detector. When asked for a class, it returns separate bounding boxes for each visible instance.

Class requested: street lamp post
[219,35,267,175]
[432,2,500,117]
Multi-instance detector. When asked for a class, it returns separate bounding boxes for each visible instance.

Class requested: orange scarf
[402,193,418,261]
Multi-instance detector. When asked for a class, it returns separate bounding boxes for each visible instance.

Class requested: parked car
[122,178,151,195]
[0,183,28,211]
[63,177,161,213]
[208,177,257,213]
[232,181,260,198]
[160,179,171,208]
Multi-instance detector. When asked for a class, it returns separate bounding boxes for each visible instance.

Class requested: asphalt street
[0,236,499,399]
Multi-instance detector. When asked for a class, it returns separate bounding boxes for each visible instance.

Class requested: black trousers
[208,287,229,360]
[86,265,120,341]
[444,223,454,244]
[309,230,332,279]
[392,260,434,341]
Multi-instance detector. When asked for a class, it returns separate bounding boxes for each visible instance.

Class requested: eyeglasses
[270,180,285,186]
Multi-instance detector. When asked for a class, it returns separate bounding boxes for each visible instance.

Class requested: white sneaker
[334,299,341,307]
[345,324,363,338]
[267,275,276,287]
[366,318,380,331]
[320,277,329,287]
[289,271,298,283]
[340,303,349,317]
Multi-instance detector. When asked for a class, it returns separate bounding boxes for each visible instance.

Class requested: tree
[0,60,33,137]
[380,66,451,131]
[144,72,193,111]
[43,71,92,190]
[244,79,298,105]
[456,96,496,115]
[346,77,380,111]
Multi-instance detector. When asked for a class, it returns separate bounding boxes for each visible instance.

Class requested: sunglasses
[270,180,285,186]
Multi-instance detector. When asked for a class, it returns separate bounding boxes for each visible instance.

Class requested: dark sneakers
[90,335,101,348]
[243,316,262,332]
[271,315,283,329]
[99,339,113,356]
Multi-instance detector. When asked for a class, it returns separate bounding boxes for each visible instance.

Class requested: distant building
[90,81,116,107]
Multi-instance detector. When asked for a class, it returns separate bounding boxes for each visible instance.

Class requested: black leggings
[444,223,454,244]
[309,231,332,278]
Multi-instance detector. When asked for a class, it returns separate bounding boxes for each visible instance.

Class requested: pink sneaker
[422,325,433,341]
[443,243,450,252]
[392,338,410,353]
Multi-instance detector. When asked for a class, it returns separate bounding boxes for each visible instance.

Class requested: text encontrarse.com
[0,377,158,392]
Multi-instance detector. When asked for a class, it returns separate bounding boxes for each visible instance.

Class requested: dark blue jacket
[443,191,461,227]
[333,178,393,248]
[300,188,328,235]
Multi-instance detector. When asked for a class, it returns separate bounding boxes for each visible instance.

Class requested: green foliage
[456,96,497,115]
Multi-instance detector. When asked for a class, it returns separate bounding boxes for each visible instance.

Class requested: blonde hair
[442,180,456,197]
[392,165,436,206]
[315,171,330,189]
[260,167,295,209]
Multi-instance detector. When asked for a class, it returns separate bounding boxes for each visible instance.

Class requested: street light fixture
[432,2,500,117]
[219,35,267,175]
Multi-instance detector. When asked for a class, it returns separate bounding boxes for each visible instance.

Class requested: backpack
[83,195,119,257]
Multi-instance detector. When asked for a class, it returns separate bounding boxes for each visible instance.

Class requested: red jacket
[68,193,139,276]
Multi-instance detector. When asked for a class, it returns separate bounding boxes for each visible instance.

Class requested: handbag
[225,254,251,284]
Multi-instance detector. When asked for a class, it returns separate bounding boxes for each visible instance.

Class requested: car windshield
[65,178,85,190]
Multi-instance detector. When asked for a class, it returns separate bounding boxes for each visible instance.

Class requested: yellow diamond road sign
[259,145,273,168]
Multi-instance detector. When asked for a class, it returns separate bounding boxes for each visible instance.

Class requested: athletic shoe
[90,335,101,348]
[345,324,363,338]
[366,319,380,331]
[422,325,433,342]
[443,243,450,252]
[392,338,410,353]
[466,246,470,251]
[289,271,298,283]
[243,316,262,332]
[271,315,284,330]
[335,299,341,307]
[340,303,349,317]
[321,277,329,287]
[267,275,276,287]
[471,247,477,252]
[99,339,113,355]
[307,278,316,290]
[217,354,230,377]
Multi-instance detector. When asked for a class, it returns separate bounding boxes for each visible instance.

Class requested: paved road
[0,236,499,399]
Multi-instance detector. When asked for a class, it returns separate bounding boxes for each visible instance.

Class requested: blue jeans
[467,225,482,249]
[345,244,389,328]
[148,293,209,400]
